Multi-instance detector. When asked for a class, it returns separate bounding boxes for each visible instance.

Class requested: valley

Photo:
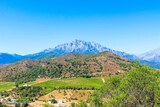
[1,0,160,106]
[0,51,132,107]
[1,64,160,107]
[0,77,104,107]
[0,41,160,107]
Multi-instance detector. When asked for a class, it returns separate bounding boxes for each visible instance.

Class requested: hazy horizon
[1,0,160,55]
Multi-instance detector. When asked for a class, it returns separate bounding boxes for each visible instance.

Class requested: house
[53,100,65,107]
[57,100,63,104]
[6,99,17,105]
[23,84,31,87]
[0,98,3,102]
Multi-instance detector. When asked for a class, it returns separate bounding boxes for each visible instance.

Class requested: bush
[90,66,160,107]
[51,99,57,104]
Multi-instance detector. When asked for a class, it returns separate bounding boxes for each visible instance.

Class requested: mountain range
[0,40,137,63]
[0,40,160,69]
[138,48,160,62]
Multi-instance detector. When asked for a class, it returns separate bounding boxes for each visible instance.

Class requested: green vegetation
[2,86,44,102]
[89,65,160,107]
[0,52,132,84]
[0,82,15,92]
[13,86,43,101]
[6,65,47,84]
[1,52,159,107]
[1,61,160,107]
[33,77,104,94]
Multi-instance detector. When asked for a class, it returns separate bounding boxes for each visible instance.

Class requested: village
[0,97,67,107]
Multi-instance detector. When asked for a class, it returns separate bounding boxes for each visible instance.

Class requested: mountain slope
[137,48,160,69]
[0,52,133,83]
[0,53,23,64]
[138,48,160,62]
[0,40,137,64]
[29,40,137,60]
[139,60,160,69]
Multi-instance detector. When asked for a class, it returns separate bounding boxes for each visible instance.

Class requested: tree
[0,102,6,107]
[15,82,19,88]
[90,66,160,107]
[15,103,20,107]
[78,100,88,107]
[71,102,76,107]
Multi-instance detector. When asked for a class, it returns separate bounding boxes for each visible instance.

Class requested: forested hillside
[0,52,133,83]
[88,65,160,107]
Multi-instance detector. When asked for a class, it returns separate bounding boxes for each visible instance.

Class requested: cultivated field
[32,77,104,94]
[0,82,15,92]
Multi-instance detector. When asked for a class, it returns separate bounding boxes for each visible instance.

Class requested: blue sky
[0,0,160,55]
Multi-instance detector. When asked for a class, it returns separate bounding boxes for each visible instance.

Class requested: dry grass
[35,89,94,107]
[39,89,93,101]
[28,78,51,85]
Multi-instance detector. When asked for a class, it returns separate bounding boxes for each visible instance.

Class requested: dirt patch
[30,78,51,85]
[29,101,46,107]
[38,89,94,106]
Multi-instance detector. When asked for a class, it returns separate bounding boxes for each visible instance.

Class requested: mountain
[1,40,159,70]
[0,53,23,64]
[0,40,137,64]
[0,64,5,68]
[138,48,160,62]
[136,48,160,69]
[0,52,133,83]
[139,60,160,69]
[29,40,137,60]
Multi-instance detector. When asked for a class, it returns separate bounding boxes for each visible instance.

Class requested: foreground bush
[89,66,160,107]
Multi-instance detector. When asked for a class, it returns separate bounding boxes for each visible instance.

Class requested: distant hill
[0,64,8,68]
[0,52,133,83]
[139,60,160,69]
[138,48,160,63]
[136,48,160,69]
[0,53,23,64]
